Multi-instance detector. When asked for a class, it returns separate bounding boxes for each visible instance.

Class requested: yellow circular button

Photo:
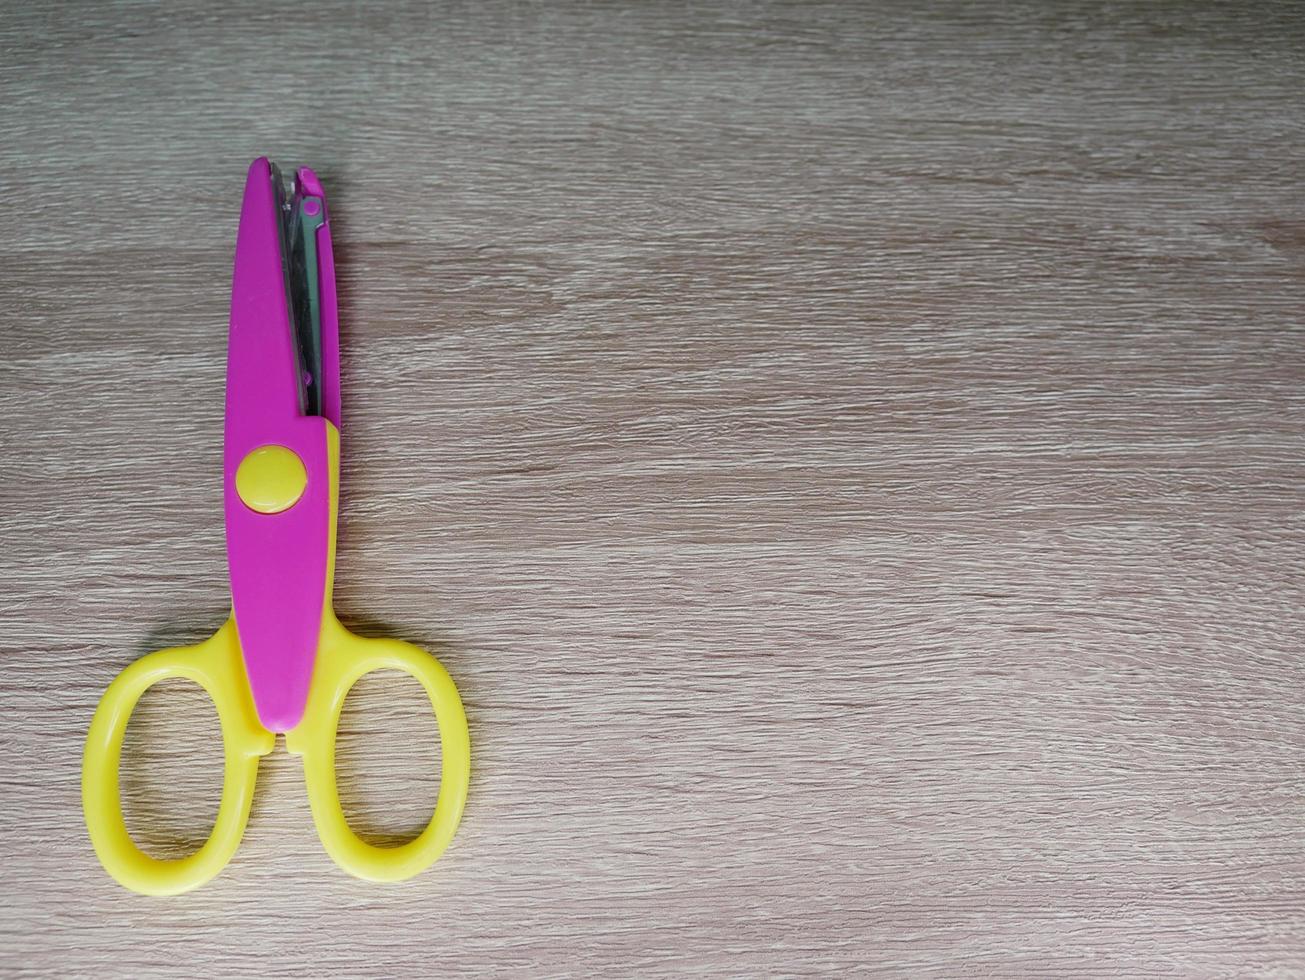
[235,445,308,514]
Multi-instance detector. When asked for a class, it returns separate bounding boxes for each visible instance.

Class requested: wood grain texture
[2,0,1305,975]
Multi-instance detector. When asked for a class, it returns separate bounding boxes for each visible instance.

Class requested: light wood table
[3,1,1303,975]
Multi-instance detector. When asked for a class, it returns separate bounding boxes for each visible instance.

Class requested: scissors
[82,158,470,896]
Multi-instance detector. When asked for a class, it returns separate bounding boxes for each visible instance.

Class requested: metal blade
[271,162,326,417]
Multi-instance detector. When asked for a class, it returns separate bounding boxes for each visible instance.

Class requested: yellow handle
[286,615,471,882]
[82,621,275,896]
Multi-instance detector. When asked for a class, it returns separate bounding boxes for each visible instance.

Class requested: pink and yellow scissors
[83,158,470,895]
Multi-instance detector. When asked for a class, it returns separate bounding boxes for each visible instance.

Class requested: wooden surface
[3,1,1304,975]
